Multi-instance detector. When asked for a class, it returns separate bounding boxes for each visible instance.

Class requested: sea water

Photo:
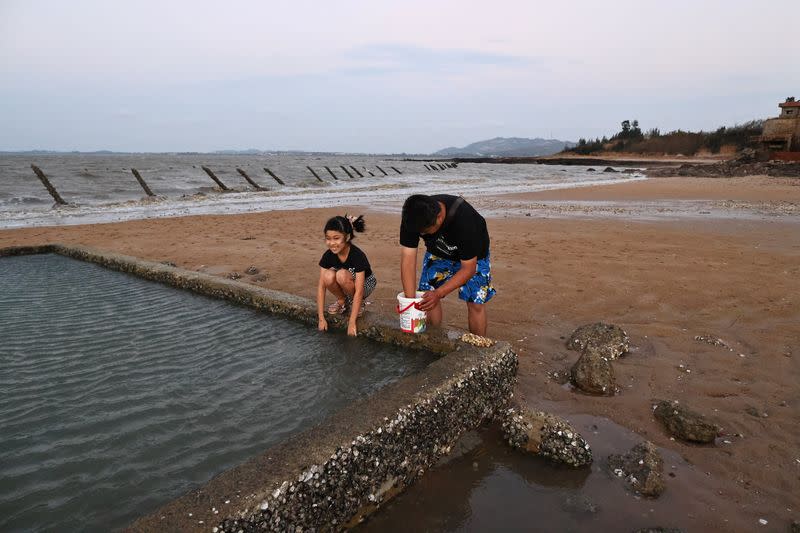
[0,154,645,228]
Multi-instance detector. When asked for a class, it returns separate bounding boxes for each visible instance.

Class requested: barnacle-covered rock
[501,407,592,467]
[570,344,616,395]
[566,322,629,360]
[460,332,495,347]
[607,441,665,497]
[653,400,719,444]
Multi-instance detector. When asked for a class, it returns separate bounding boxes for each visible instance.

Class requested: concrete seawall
[1,245,518,531]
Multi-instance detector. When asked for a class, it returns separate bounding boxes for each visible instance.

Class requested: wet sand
[1,176,798,530]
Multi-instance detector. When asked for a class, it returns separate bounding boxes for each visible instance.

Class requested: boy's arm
[348,271,366,336]
[400,246,418,298]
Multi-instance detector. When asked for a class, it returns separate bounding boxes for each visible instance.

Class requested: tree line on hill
[567,119,764,156]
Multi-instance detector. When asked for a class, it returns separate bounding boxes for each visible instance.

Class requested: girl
[317,214,377,336]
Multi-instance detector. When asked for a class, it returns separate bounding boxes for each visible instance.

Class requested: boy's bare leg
[466,302,487,336]
[427,300,442,327]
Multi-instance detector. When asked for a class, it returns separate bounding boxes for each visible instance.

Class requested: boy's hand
[318,317,328,331]
[347,322,357,336]
[418,289,442,311]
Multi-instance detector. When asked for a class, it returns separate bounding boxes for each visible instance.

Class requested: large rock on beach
[501,407,592,467]
[566,322,629,360]
[608,441,665,497]
[653,400,719,443]
[570,345,617,395]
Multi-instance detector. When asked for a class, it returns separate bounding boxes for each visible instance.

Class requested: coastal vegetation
[568,119,764,156]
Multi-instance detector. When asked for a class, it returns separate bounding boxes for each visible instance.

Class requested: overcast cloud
[1,0,797,153]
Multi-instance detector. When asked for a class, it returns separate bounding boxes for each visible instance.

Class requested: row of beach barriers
[28,162,458,205]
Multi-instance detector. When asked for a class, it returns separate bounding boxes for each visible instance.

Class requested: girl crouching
[317,215,377,336]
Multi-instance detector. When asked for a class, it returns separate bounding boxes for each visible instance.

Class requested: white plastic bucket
[396,291,427,334]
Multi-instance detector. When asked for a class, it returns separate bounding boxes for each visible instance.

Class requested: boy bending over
[399,194,496,335]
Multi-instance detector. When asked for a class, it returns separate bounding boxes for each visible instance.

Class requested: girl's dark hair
[324,214,365,238]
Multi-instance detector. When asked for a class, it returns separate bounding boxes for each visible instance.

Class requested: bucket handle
[397,300,421,314]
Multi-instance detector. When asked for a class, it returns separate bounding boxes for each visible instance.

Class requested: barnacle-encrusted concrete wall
[1,244,518,532]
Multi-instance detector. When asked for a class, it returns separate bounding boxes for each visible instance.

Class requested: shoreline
[1,175,798,530]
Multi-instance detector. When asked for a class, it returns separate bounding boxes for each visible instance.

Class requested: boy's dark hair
[324,214,365,238]
[401,194,440,233]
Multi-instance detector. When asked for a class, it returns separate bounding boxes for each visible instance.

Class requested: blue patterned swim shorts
[418,251,496,304]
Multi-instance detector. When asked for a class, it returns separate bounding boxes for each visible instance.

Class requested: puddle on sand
[359,415,729,532]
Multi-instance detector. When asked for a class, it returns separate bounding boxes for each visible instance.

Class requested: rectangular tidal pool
[0,254,438,532]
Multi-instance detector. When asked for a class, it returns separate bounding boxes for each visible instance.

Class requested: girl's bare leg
[335,269,355,298]
[323,269,346,304]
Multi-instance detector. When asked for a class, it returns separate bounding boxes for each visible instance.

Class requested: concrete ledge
[1,244,518,531]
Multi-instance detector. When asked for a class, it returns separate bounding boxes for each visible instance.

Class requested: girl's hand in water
[347,322,357,337]
[318,317,328,331]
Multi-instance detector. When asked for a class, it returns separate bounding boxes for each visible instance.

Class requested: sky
[1,0,798,153]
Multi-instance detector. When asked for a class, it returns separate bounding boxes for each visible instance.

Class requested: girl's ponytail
[323,214,366,238]
[347,214,365,233]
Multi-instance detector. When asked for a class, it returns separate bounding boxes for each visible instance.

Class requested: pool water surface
[0,254,437,532]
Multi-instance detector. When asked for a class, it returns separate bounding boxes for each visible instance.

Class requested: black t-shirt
[399,195,489,261]
[318,244,373,277]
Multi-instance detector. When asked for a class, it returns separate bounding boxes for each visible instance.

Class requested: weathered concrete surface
[1,244,518,532]
[130,340,517,532]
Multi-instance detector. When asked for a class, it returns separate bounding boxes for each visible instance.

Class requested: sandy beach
[2,175,798,530]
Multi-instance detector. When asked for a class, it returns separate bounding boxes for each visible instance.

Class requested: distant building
[758,97,800,160]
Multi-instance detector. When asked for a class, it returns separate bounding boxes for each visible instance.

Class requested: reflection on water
[361,417,715,532]
[0,254,437,532]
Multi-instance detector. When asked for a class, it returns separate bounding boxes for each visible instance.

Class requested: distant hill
[434,137,575,157]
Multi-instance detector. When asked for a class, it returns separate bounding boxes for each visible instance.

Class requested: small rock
[245,266,259,275]
[745,406,765,418]
[570,344,616,396]
[566,322,629,360]
[461,332,495,347]
[694,334,729,348]
[227,272,242,280]
[603,166,619,173]
[607,441,665,497]
[653,400,720,443]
